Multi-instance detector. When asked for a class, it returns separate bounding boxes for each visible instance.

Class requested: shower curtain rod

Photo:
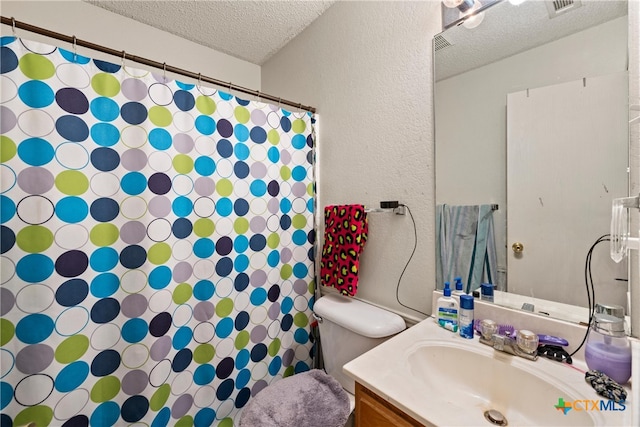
[0,16,316,114]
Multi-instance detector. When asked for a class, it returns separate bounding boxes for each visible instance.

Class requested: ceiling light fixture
[461,0,485,29]
[442,0,486,29]
[442,0,475,12]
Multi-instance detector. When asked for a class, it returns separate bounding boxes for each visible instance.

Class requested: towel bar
[364,206,406,215]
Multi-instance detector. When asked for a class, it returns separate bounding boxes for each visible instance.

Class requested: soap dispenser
[585,304,631,384]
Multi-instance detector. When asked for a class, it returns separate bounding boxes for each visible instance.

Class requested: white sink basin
[406,340,602,426]
[343,318,631,426]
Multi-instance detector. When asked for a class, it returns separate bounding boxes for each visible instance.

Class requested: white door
[506,72,628,308]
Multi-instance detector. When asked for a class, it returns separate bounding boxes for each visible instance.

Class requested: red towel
[320,204,368,296]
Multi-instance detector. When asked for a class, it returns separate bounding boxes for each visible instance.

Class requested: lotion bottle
[480,283,494,302]
[459,294,474,339]
[437,282,459,332]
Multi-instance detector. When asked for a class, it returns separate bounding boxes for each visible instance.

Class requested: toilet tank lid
[313,293,406,338]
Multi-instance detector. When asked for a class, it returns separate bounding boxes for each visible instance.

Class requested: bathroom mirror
[434,0,629,324]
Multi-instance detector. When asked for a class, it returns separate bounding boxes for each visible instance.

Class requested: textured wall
[262,1,441,321]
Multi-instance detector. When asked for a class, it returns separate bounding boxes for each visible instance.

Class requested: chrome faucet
[478,319,538,361]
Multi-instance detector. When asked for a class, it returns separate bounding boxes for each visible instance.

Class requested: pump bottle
[436,282,459,332]
[452,277,465,303]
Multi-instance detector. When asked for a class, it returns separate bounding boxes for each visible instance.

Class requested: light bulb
[442,0,464,8]
[463,11,485,28]
[461,0,485,29]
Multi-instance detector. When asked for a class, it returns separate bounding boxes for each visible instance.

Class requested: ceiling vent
[434,34,453,52]
[546,0,582,18]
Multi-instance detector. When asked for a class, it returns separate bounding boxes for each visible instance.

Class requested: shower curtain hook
[228,81,232,94]
[72,35,77,62]
[278,97,282,109]
[197,73,202,88]
[162,62,167,81]
[257,91,261,102]
[11,17,16,37]
[121,50,126,69]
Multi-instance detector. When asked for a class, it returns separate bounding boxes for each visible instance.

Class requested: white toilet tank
[314,293,406,395]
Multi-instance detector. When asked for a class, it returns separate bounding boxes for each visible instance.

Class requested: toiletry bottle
[459,294,474,339]
[452,277,465,302]
[480,283,494,303]
[437,282,459,332]
[585,308,632,384]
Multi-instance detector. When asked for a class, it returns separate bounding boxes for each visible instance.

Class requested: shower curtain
[0,36,315,427]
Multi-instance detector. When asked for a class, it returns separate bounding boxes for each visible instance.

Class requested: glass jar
[584,306,631,385]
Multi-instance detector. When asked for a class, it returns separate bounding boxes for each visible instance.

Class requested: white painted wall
[436,17,627,292]
[262,1,441,322]
[0,0,260,89]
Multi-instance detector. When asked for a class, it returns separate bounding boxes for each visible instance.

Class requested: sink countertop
[343,317,633,426]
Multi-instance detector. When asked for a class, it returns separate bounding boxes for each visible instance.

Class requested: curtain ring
[278,98,282,109]
[162,62,167,80]
[11,17,16,37]
[121,50,126,69]
[228,81,232,93]
[197,73,202,88]
[257,91,261,102]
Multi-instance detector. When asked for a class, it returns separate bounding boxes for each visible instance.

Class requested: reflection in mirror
[434,0,629,324]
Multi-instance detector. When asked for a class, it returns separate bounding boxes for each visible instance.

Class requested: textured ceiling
[83,0,336,65]
[82,1,627,75]
[436,0,628,80]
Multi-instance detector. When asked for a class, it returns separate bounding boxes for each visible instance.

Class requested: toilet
[238,292,406,427]
[314,292,406,416]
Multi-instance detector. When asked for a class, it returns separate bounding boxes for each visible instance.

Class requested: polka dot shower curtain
[0,36,315,427]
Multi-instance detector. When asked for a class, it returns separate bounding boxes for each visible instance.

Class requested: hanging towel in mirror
[320,204,368,296]
[436,204,497,294]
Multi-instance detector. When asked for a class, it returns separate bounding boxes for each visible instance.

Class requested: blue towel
[436,204,497,294]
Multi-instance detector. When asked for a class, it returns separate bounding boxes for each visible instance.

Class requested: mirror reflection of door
[506,72,628,308]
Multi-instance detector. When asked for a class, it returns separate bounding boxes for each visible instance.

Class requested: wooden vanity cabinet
[354,382,424,427]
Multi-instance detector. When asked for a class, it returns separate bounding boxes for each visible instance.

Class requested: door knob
[512,242,524,253]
